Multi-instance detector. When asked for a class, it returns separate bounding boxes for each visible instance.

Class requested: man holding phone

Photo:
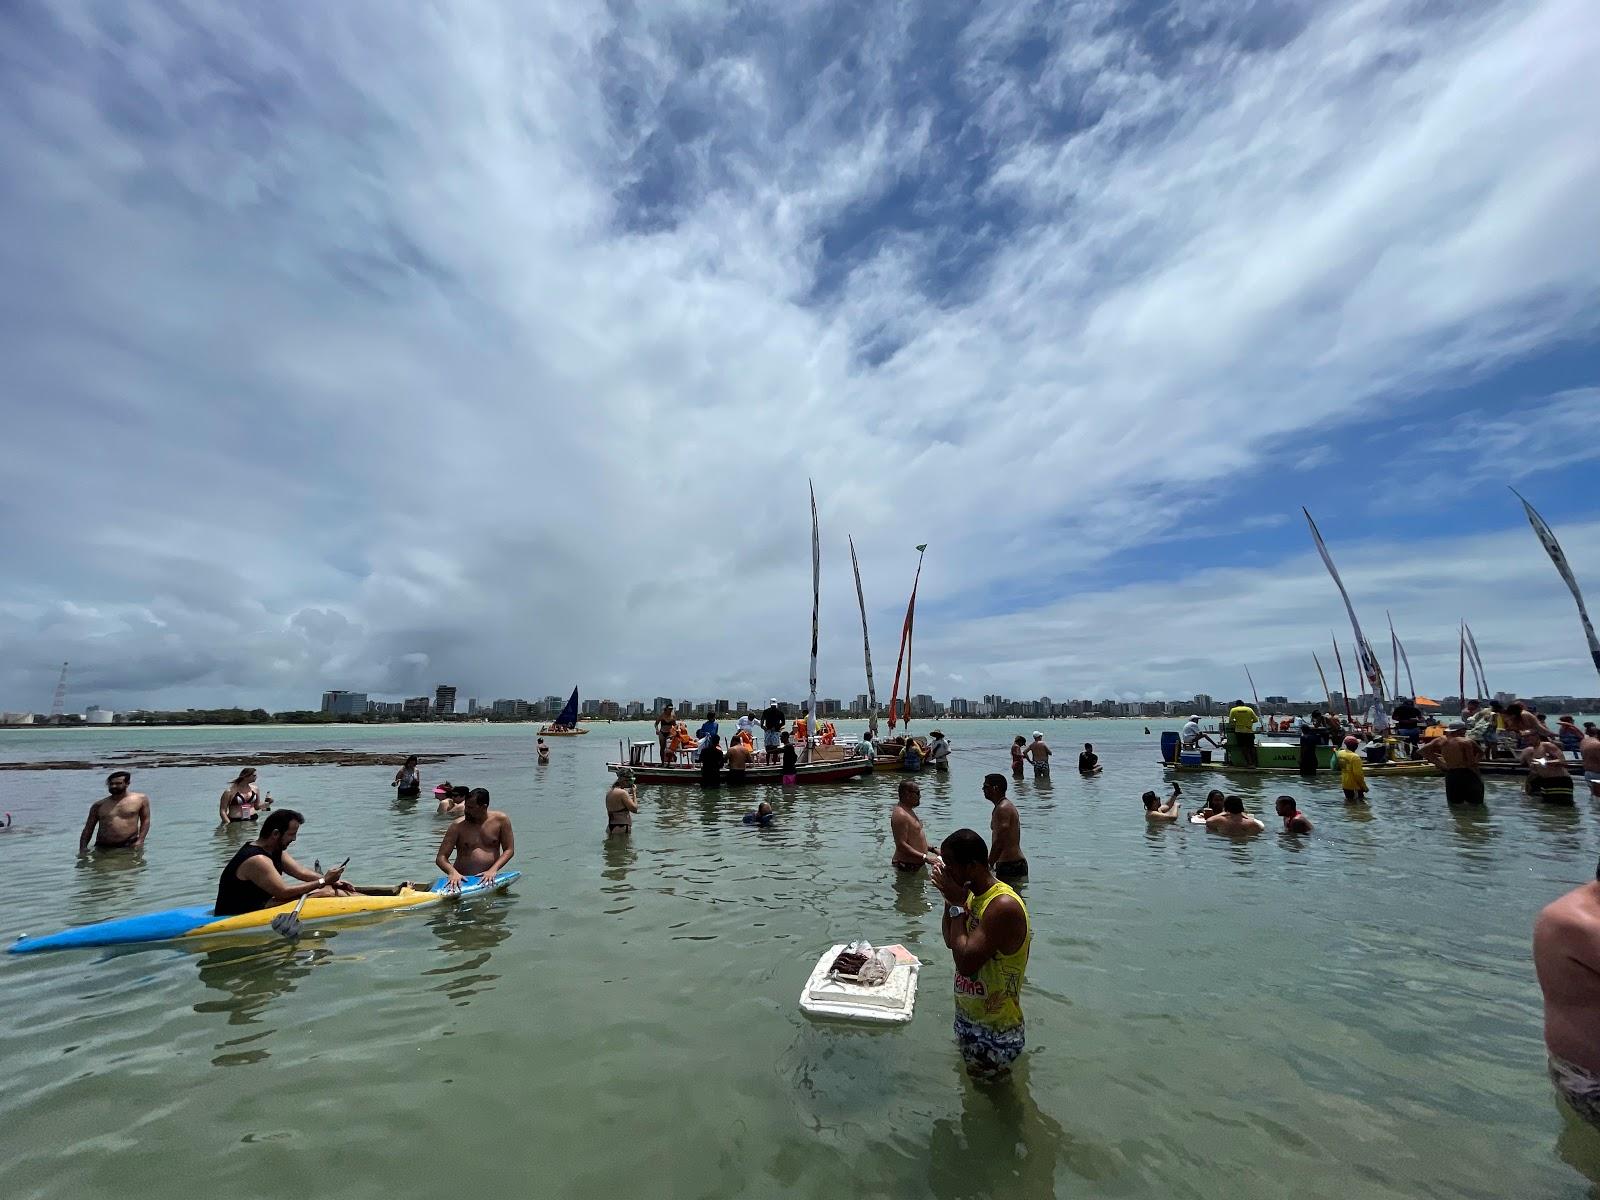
[214,809,353,916]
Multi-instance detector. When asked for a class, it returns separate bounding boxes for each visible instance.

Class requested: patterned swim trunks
[1550,1054,1600,1128]
[954,1014,1025,1076]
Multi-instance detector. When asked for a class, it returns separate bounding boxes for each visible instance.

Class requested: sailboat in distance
[540,687,588,736]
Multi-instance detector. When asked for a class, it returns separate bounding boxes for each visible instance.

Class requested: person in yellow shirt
[1227,700,1260,768]
[932,828,1031,1077]
[1335,735,1369,802]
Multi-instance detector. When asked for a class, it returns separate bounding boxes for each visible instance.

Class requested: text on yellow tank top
[954,880,1031,1031]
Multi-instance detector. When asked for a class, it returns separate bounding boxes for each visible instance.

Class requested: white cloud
[0,0,1597,709]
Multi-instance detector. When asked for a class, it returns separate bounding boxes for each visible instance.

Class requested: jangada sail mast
[1304,509,1387,705]
[848,536,879,736]
[807,483,820,764]
[886,544,927,733]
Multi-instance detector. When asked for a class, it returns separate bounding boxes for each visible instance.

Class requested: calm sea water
[1,718,1597,1198]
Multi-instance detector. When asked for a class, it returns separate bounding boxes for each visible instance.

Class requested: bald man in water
[1536,862,1600,1129]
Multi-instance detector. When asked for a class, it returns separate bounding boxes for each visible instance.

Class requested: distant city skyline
[12,684,1598,727]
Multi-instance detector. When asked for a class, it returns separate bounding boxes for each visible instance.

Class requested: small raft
[9,871,520,955]
[799,943,921,1025]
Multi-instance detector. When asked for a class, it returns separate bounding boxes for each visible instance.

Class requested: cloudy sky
[1,0,1597,713]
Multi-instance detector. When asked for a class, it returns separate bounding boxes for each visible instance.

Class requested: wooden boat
[608,748,872,786]
[540,687,588,736]
[1160,731,1438,776]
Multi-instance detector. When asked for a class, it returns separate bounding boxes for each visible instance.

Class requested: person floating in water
[1275,795,1313,833]
[213,809,352,916]
[983,773,1027,882]
[1535,858,1600,1132]
[1143,785,1182,823]
[437,784,469,815]
[606,769,638,835]
[392,755,422,799]
[890,780,939,872]
[1189,789,1226,824]
[1335,736,1369,802]
[1205,795,1264,835]
[742,801,774,827]
[434,788,515,892]
[79,771,150,854]
[931,828,1031,1077]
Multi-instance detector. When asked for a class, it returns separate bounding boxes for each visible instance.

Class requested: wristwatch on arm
[946,904,966,920]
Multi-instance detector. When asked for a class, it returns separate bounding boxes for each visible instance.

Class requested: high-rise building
[911,694,936,718]
[598,700,621,719]
[321,690,368,716]
[467,698,478,715]
[434,685,457,716]
[652,696,673,714]
[402,696,430,717]
[735,701,748,715]
[625,700,645,718]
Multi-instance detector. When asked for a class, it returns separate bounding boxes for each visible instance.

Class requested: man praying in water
[931,828,1032,1077]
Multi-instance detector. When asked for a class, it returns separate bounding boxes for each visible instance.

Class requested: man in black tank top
[214,809,350,916]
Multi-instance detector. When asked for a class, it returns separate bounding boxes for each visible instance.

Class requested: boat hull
[1164,760,1438,777]
[539,728,588,736]
[609,759,874,786]
[9,871,520,955]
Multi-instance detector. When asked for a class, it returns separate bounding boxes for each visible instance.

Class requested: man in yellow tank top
[932,828,1032,1076]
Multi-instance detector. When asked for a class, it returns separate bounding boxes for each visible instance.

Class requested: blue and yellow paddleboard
[8,872,520,955]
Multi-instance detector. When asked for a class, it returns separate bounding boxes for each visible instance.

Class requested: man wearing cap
[1422,724,1484,806]
[760,698,785,765]
[1024,733,1052,776]
[1180,716,1220,750]
[928,730,952,771]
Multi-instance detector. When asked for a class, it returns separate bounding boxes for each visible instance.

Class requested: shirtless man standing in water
[434,788,515,890]
[890,780,940,872]
[984,774,1027,882]
[1535,862,1600,1129]
[78,771,150,853]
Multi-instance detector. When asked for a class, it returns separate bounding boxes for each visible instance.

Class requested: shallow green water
[1,718,1598,1198]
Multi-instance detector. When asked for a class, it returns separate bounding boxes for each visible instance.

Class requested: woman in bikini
[606,770,638,834]
[219,768,264,824]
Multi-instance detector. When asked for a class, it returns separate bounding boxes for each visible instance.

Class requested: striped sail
[1513,489,1600,678]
